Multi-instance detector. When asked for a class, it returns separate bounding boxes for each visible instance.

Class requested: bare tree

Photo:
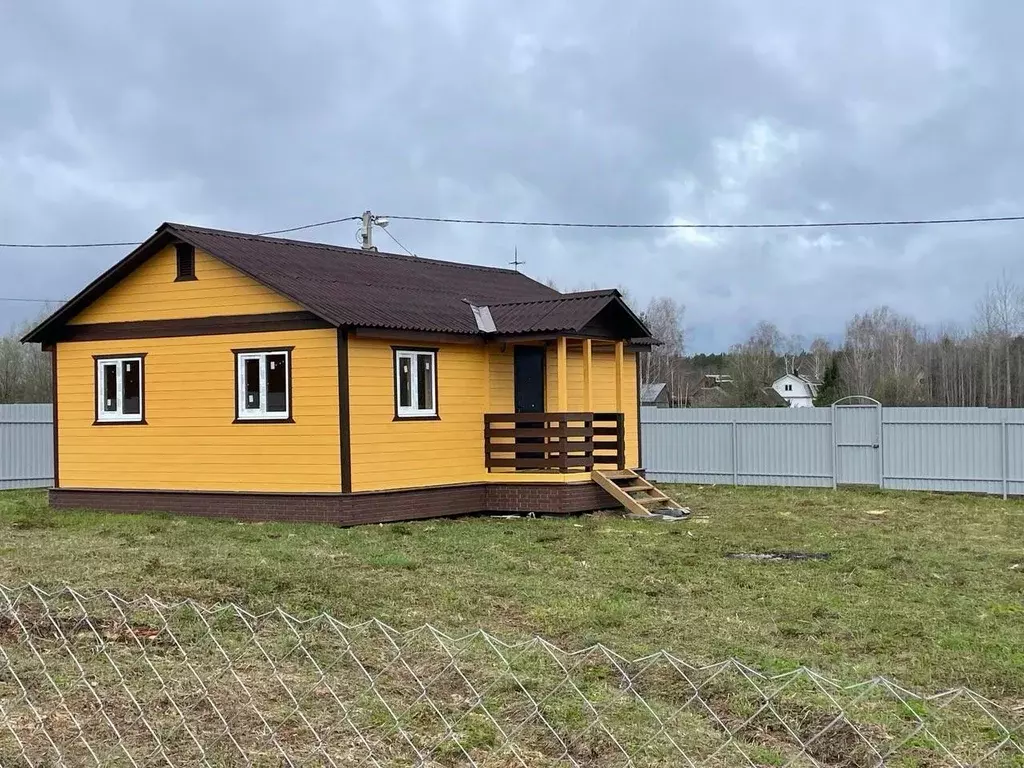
[808,337,831,381]
[639,297,685,387]
[841,306,924,403]
[780,333,806,377]
[974,274,1024,407]
[726,322,784,405]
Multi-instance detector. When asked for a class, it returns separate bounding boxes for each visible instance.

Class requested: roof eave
[21,223,343,345]
[21,227,175,344]
[573,295,655,340]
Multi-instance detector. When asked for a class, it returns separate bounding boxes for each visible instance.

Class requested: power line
[0,240,140,249]
[385,213,1024,230]
[257,215,361,237]
[0,215,362,249]
[0,215,366,306]
[380,226,416,257]
[8,209,1024,250]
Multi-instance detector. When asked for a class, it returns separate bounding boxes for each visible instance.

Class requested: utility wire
[0,215,362,249]
[257,215,361,237]
[385,213,1024,229]
[8,210,1024,249]
[0,240,140,249]
[380,226,417,257]
[0,215,364,305]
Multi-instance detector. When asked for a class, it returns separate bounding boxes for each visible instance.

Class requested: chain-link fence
[1,584,1021,767]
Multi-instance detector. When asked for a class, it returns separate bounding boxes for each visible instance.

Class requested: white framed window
[393,348,437,419]
[94,355,145,424]
[234,348,292,422]
[784,384,793,392]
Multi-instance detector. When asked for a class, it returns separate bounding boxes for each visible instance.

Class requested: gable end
[23,226,334,344]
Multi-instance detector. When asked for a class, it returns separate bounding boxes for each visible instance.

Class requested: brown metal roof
[170,224,562,334]
[489,290,623,333]
[24,222,653,343]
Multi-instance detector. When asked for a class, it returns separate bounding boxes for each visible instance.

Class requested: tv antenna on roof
[510,246,524,272]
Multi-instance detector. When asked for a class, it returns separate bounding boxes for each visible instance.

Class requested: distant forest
[639,274,1024,408]
[0,313,50,404]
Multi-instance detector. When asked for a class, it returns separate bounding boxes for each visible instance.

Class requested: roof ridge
[165,222,532,278]
[560,289,621,298]
[488,290,617,308]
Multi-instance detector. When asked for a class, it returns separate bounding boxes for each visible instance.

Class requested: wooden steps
[592,469,689,519]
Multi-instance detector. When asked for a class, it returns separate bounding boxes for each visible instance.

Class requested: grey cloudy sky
[2,1,1022,351]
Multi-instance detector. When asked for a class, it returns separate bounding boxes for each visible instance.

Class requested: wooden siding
[594,346,640,468]
[348,338,638,492]
[486,344,517,413]
[69,245,302,324]
[347,336,486,491]
[553,342,639,468]
[56,329,340,492]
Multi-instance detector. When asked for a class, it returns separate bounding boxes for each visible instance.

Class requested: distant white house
[771,373,819,408]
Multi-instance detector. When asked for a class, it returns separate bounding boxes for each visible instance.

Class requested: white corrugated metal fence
[0,404,53,490]
[4,403,1024,497]
[642,403,1024,498]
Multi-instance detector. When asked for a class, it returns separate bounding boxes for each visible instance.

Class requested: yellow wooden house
[25,222,675,524]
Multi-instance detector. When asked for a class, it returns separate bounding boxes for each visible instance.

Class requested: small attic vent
[175,243,196,281]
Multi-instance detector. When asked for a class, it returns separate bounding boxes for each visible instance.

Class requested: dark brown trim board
[353,327,483,346]
[231,346,295,424]
[391,346,440,421]
[51,347,59,488]
[92,353,148,426]
[337,329,352,493]
[492,331,619,344]
[60,311,331,342]
[49,482,620,525]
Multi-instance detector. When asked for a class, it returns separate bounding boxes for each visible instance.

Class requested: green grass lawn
[1,484,1021,697]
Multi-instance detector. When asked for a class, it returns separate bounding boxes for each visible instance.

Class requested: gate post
[1002,418,1009,500]
[877,404,885,490]
[731,420,738,486]
[830,403,838,489]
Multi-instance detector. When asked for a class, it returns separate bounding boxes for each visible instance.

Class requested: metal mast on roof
[359,210,390,251]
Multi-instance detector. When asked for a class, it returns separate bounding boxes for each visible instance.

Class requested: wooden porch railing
[484,412,626,473]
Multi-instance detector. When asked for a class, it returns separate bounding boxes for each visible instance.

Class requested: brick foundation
[49,482,620,526]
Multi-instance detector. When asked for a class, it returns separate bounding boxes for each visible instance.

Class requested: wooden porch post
[614,340,624,412]
[556,336,568,411]
[582,338,593,411]
[482,343,490,412]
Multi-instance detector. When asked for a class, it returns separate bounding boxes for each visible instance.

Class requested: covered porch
[482,336,637,474]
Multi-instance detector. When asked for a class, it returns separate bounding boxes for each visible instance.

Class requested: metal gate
[832,396,882,486]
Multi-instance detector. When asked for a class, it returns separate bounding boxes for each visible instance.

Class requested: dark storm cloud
[2,1,1023,350]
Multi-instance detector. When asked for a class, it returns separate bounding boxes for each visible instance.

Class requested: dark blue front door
[513,346,546,460]
[513,346,545,413]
